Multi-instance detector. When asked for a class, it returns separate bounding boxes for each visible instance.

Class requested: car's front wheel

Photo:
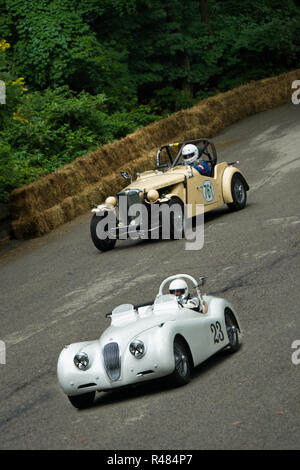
[171,338,191,386]
[68,391,96,409]
[90,213,117,252]
[225,308,240,353]
[227,174,247,211]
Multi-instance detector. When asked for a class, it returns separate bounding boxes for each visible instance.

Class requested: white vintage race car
[57,274,242,409]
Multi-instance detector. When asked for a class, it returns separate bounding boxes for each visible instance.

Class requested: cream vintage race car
[90,138,249,252]
[57,274,242,409]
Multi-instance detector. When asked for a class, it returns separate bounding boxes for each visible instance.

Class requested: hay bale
[10,69,299,239]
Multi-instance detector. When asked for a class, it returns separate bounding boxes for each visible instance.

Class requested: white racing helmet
[182,144,199,164]
[169,278,189,302]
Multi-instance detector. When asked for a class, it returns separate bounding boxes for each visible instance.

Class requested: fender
[222,166,249,204]
[144,194,172,204]
[157,194,172,203]
[144,194,184,205]
[128,323,177,377]
[158,194,184,205]
[91,203,117,216]
[57,340,110,395]
[206,296,242,337]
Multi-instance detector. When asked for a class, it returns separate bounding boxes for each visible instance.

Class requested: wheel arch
[174,333,195,369]
[161,180,186,205]
[156,193,185,206]
[91,204,118,217]
[222,167,249,204]
[224,306,241,333]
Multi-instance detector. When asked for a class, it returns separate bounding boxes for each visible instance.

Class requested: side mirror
[121,171,131,180]
[198,276,206,286]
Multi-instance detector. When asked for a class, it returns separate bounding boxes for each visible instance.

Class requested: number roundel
[202,180,214,202]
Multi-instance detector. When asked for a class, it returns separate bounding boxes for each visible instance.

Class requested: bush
[1,0,299,201]
[0,81,160,202]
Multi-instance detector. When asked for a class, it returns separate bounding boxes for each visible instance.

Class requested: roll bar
[156,139,217,169]
[157,274,206,312]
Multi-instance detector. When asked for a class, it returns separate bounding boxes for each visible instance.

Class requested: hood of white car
[99,312,175,346]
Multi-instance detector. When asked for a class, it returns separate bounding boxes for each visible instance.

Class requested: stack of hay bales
[10,69,299,239]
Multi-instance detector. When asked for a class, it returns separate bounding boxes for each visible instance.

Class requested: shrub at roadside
[0,80,159,202]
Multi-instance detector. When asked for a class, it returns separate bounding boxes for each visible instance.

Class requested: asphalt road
[0,103,300,451]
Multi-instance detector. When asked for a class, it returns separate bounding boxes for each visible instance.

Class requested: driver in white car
[182,143,211,176]
[169,278,200,310]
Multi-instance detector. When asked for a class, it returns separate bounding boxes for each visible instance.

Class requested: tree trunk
[178,51,193,99]
[199,0,209,25]
[199,0,213,35]
[163,1,193,102]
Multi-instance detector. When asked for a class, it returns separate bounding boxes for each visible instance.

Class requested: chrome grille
[103,342,121,381]
[117,190,142,225]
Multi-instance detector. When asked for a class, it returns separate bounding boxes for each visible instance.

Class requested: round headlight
[74,352,89,370]
[147,189,159,203]
[129,339,145,358]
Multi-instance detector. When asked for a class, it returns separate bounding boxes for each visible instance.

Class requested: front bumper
[57,343,174,396]
[109,223,160,239]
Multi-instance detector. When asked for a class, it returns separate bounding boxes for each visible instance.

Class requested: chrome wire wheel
[171,338,191,386]
[233,180,246,205]
[227,174,247,211]
[174,342,188,377]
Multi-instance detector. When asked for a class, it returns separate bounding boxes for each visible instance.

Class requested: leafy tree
[0,0,299,200]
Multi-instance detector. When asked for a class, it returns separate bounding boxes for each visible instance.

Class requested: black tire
[90,213,117,252]
[68,391,96,409]
[171,338,191,386]
[160,199,184,240]
[227,174,247,211]
[225,308,240,353]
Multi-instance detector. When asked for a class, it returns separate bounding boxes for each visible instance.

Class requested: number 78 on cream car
[57,274,242,409]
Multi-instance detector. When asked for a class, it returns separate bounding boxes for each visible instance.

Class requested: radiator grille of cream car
[117,189,142,225]
[103,342,121,381]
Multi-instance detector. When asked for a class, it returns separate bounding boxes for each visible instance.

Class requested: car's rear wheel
[227,174,247,211]
[225,308,240,353]
[90,213,117,252]
[68,391,96,409]
[171,338,191,386]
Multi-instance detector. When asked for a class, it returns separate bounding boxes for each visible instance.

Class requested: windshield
[154,294,177,304]
[112,303,134,315]
[111,304,137,325]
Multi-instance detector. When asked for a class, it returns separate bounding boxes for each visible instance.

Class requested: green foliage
[0,84,159,202]
[2,0,138,110]
[206,1,300,90]
[0,0,299,201]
